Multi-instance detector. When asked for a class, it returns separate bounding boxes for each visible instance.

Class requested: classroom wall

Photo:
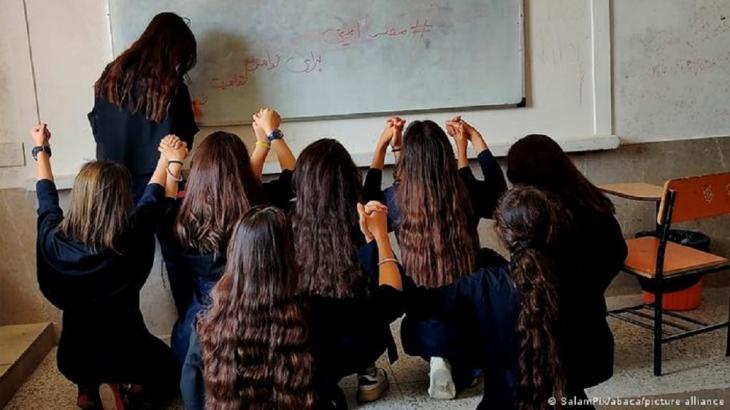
[1,0,604,189]
[1,0,729,334]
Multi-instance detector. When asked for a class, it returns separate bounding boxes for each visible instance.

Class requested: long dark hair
[197,207,315,409]
[507,134,615,214]
[494,186,565,409]
[292,139,368,298]
[394,120,479,288]
[60,161,132,253]
[176,132,264,255]
[94,12,196,122]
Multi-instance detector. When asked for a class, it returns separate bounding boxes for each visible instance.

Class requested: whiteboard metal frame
[105,0,528,125]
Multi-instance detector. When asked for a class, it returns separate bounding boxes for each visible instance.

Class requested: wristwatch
[32,145,52,161]
[266,129,284,143]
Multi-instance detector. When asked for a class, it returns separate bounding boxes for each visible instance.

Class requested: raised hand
[390,117,405,149]
[30,124,51,146]
[252,121,268,143]
[252,108,282,136]
[357,201,389,242]
[445,116,468,147]
[158,135,188,162]
[458,118,482,141]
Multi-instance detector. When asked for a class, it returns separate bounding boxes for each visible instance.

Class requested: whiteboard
[614,0,730,141]
[108,0,524,125]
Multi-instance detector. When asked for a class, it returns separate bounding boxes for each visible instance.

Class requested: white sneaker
[428,357,456,399]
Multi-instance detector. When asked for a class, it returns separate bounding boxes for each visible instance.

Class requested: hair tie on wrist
[167,166,183,182]
[391,147,401,152]
[378,257,399,267]
[256,140,271,149]
[168,160,184,166]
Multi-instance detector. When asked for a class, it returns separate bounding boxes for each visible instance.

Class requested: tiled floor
[6,289,730,409]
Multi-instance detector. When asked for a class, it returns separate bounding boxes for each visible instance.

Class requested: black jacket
[163,170,296,363]
[35,180,178,387]
[477,159,628,388]
[89,84,199,200]
[361,149,506,364]
[180,242,403,410]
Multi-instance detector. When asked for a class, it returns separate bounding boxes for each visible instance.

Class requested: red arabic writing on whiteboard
[209,16,434,91]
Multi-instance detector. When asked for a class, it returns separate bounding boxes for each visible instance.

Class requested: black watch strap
[32,145,52,161]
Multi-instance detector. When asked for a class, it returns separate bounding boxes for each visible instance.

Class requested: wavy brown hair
[394,120,479,288]
[60,161,132,253]
[292,139,368,298]
[197,207,315,409]
[507,134,615,215]
[94,12,196,122]
[494,186,565,409]
[176,132,264,255]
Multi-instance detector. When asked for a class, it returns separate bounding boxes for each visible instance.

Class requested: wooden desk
[599,182,664,202]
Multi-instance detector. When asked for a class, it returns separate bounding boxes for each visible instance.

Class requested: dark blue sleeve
[263,170,295,211]
[171,84,199,148]
[357,241,405,323]
[459,149,507,219]
[363,168,386,202]
[134,183,170,231]
[181,331,206,410]
[36,179,64,234]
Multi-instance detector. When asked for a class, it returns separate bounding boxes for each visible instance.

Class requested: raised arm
[357,201,402,291]
[447,117,507,218]
[249,121,269,178]
[31,124,53,181]
[370,117,404,170]
[445,116,469,169]
[253,108,295,172]
[157,135,189,199]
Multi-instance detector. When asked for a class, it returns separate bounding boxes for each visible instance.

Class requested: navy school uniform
[555,207,627,390]
[163,170,297,364]
[362,149,507,384]
[35,180,179,393]
[88,83,199,202]
[359,241,522,409]
[180,242,404,410]
[476,158,628,390]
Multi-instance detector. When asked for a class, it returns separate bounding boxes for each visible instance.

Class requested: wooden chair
[608,172,730,376]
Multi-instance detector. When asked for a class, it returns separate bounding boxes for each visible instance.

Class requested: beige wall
[2,136,729,335]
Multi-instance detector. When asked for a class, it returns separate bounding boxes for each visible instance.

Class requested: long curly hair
[494,186,565,409]
[507,134,615,214]
[197,207,315,409]
[291,139,368,298]
[176,131,264,255]
[94,12,196,122]
[394,120,479,288]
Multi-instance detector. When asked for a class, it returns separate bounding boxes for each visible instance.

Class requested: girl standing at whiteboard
[364,118,506,399]
[31,123,187,409]
[89,12,199,202]
[291,139,399,406]
[89,11,199,332]
[160,108,296,364]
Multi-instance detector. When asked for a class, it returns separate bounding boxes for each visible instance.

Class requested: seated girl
[181,204,403,409]
[291,139,399,406]
[32,124,187,409]
[361,186,567,410]
[451,119,627,402]
[162,107,297,364]
[363,117,506,398]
